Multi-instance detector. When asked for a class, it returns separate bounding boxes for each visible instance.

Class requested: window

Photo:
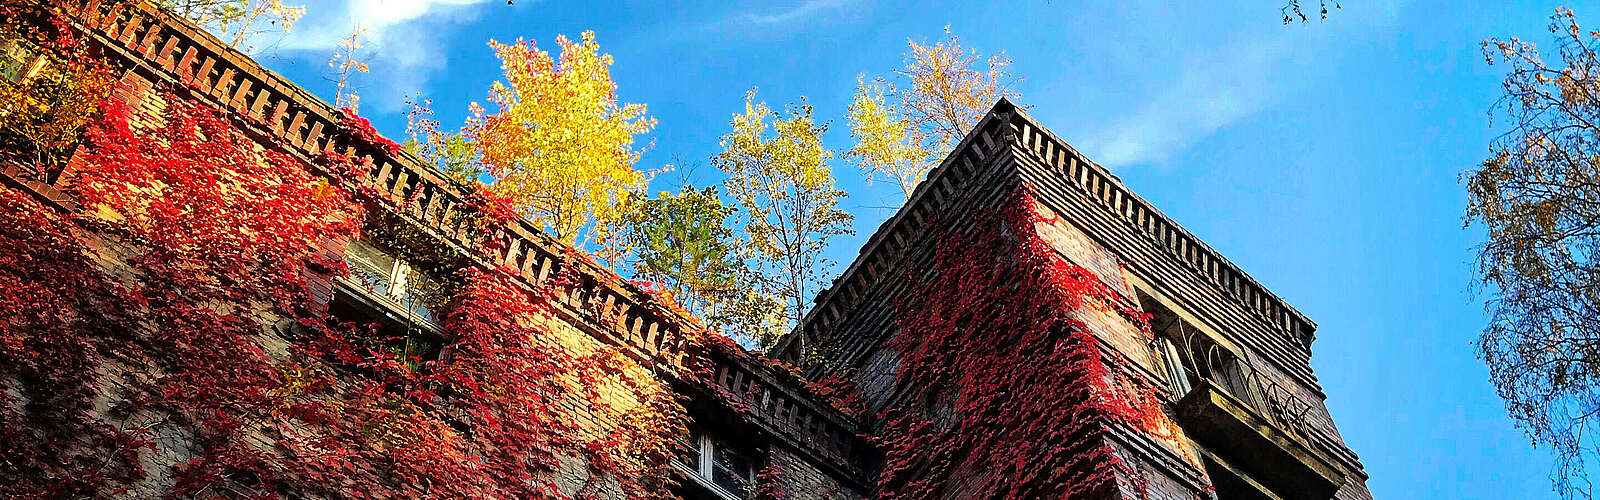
[674,426,757,499]
[1155,312,1252,400]
[1155,336,1192,396]
[1138,290,1315,439]
[329,238,448,368]
[0,39,44,82]
[344,239,445,323]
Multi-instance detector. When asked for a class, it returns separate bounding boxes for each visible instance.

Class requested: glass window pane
[675,426,702,471]
[710,443,753,495]
[399,264,445,321]
[345,240,398,296]
[1160,338,1191,395]
[1,41,32,81]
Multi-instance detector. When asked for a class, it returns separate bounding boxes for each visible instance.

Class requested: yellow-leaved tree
[844,76,929,196]
[468,32,655,259]
[715,89,852,348]
[846,27,1018,198]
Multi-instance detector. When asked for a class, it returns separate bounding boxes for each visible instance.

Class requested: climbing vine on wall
[75,85,370,496]
[807,374,866,419]
[0,186,147,498]
[428,266,687,498]
[0,7,691,495]
[875,186,1175,499]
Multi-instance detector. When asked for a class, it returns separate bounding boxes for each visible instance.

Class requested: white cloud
[737,0,861,25]
[234,0,494,112]
[1078,39,1290,168]
[280,0,491,52]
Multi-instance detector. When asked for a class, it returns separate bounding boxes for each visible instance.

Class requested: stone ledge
[1177,379,1345,500]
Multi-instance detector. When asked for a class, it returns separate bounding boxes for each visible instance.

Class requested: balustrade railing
[12,0,865,477]
[1169,320,1315,441]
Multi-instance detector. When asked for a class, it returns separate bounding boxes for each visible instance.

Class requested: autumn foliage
[1473,8,1600,497]
[0,14,689,496]
[875,187,1171,499]
[0,5,1216,500]
[847,27,1019,198]
[469,32,655,255]
[0,178,145,497]
[715,90,853,347]
[0,2,113,173]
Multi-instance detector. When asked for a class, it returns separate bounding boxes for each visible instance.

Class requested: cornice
[29,0,868,480]
[789,98,1320,369]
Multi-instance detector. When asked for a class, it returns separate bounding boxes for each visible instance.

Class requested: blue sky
[239,0,1585,497]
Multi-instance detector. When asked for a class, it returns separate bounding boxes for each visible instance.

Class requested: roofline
[1005,100,1318,332]
[780,97,1318,358]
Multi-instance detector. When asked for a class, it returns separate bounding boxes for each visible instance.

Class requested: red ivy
[0,76,688,497]
[874,187,1170,499]
[0,187,147,498]
[807,374,866,419]
[0,8,704,498]
[754,462,786,500]
[73,88,367,497]
[338,107,402,156]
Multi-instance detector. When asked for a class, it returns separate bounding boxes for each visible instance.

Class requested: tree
[467,32,655,259]
[159,0,304,51]
[846,26,1018,199]
[1471,9,1600,498]
[403,97,480,184]
[705,289,788,351]
[844,76,930,196]
[626,186,741,317]
[0,8,114,177]
[328,26,368,113]
[715,89,853,346]
[624,185,789,347]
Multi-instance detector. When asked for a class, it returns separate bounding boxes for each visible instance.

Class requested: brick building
[0,1,1367,499]
[773,99,1371,500]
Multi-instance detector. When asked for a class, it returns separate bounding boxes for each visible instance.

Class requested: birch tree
[846,27,1018,198]
[715,89,852,346]
[1473,9,1600,498]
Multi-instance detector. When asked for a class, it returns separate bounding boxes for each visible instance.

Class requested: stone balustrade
[22,0,866,481]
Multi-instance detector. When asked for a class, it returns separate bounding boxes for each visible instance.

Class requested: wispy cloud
[737,0,861,25]
[680,0,867,39]
[1066,0,1413,169]
[279,0,491,52]
[245,0,494,112]
[1078,39,1290,168]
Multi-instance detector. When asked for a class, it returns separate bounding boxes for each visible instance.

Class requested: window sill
[672,461,744,500]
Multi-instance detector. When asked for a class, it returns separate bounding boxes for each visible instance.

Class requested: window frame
[341,238,444,328]
[673,431,758,500]
[0,39,47,83]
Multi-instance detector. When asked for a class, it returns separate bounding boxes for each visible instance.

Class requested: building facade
[775,99,1371,500]
[0,1,1366,499]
